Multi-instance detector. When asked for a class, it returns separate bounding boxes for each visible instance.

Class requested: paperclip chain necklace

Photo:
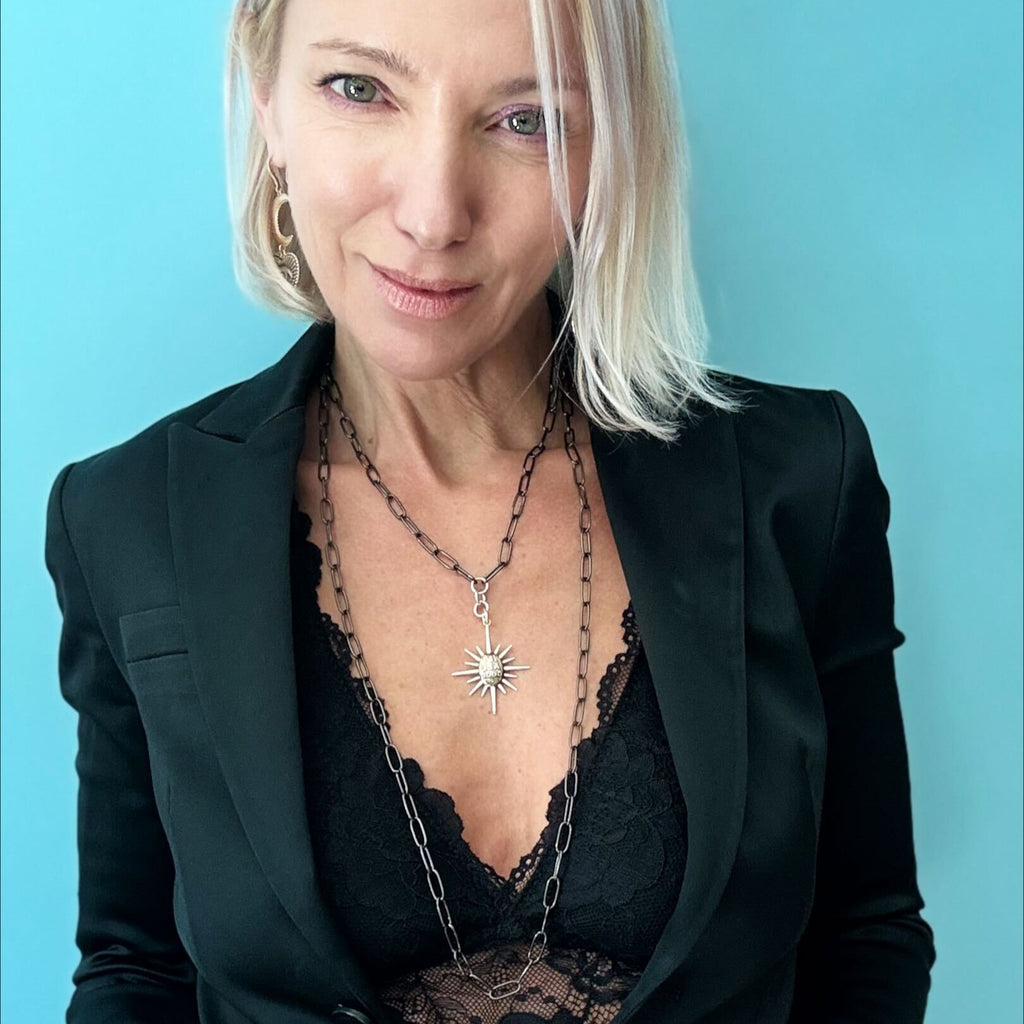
[316,360,594,999]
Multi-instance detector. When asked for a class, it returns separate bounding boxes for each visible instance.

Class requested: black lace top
[290,498,688,1023]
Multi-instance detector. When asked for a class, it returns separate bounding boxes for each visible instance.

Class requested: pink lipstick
[370,264,479,320]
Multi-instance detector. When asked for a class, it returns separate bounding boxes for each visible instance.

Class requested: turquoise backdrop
[2,2,1020,1021]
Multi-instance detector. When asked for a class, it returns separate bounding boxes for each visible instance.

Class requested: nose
[392,123,474,250]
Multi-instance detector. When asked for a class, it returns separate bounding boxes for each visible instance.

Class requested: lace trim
[379,942,637,1024]
[292,498,641,897]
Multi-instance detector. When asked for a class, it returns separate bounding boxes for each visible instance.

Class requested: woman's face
[253,0,591,382]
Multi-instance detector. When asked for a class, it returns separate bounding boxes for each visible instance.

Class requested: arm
[45,462,200,1024]
[789,391,936,1023]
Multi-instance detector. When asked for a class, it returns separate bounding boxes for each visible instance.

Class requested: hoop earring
[266,158,301,287]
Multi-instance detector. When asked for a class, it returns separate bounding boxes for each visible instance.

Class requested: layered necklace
[316,348,593,998]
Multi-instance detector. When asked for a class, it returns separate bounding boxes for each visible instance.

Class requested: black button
[331,1006,373,1024]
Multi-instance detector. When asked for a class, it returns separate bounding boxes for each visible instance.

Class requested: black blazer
[45,317,935,1024]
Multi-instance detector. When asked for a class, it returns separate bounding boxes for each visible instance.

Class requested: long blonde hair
[224,0,747,440]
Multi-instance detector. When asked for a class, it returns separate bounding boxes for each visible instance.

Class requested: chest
[294,447,634,879]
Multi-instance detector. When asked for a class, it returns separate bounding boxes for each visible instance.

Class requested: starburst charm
[452,615,529,715]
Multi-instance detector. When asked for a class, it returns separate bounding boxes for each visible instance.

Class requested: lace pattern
[380,944,636,1024]
[313,552,642,900]
[289,498,688,1022]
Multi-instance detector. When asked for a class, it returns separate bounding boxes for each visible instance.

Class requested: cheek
[287,158,383,264]
[484,163,577,257]
[281,135,585,297]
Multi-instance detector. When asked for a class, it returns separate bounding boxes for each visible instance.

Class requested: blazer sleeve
[788,391,937,1022]
[45,462,200,1024]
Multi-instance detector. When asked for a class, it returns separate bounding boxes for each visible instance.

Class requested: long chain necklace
[320,356,559,715]
[316,360,594,998]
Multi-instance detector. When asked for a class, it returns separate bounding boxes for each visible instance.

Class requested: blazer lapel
[166,322,395,1014]
[165,306,748,1023]
[590,411,748,1024]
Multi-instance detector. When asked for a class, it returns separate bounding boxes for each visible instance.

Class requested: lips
[372,263,477,293]
[370,263,479,320]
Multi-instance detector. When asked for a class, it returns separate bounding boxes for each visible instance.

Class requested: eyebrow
[310,38,585,97]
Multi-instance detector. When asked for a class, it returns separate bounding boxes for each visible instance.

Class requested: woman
[44,0,936,1021]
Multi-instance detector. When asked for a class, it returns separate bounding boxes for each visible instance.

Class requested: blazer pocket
[120,604,195,696]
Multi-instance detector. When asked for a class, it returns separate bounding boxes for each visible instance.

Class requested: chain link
[322,354,560,586]
[316,362,593,999]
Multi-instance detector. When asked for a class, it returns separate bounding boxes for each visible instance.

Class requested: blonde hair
[224,0,748,440]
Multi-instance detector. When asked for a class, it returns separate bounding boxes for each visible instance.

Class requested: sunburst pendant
[451,616,529,715]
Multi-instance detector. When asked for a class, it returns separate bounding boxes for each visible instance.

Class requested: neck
[324,290,587,489]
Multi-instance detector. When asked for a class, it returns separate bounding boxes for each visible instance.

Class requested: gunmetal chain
[321,355,560,587]
[316,367,593,1000]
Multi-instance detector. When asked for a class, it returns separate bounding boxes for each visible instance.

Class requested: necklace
[319,356,560,715]
[316,360,594,998]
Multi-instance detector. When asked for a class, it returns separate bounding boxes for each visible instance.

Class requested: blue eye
[315,72,563,145]
[504,108,546,140]
[321,73,383,105]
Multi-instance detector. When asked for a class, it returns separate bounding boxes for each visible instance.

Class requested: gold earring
[267,158,301,287]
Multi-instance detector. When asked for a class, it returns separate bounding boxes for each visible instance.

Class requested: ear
[249,76,285,167]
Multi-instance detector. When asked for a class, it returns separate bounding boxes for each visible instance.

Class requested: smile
[370,263,480,321]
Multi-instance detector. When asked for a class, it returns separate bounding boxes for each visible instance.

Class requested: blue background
[2,2,1020,1020]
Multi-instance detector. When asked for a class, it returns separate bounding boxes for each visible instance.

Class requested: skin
[251,0,594,486]
[251,0,634,883]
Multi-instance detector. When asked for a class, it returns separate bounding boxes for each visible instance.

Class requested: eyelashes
[313,72,561,145]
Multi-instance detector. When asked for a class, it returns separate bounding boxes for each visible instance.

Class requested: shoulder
[706,369,894,611]
[49,320,331,523]
[46,316,332,595]
[700,369,887,578]
[706,367,846,444]
[44,379,252,631]
[703,368,873,488]
[43,376,257,636]
[48,377,245,538]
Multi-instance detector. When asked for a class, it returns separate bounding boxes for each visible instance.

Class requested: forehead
[281,0,584,84]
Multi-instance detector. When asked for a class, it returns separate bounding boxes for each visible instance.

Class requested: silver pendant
[451,579,528,714]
